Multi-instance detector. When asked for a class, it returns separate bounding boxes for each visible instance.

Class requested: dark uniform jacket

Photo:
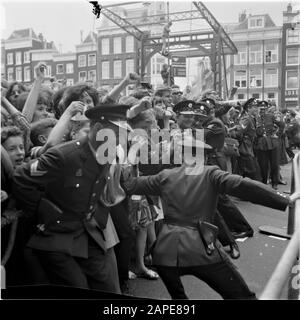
[236,113,257,157]
[204,117,225,151]
[12,135,112,259]
[122,164,289,267]
[203,117,227,170]
[255,111,279,151]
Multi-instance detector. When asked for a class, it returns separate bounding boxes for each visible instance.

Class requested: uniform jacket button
[76,184,80,188]
[86,213,92,220]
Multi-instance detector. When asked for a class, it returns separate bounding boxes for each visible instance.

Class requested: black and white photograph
[1,0,300,309]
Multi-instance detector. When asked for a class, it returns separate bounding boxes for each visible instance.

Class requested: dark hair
[54,84,99,119]
[5,82,27,100]
[128,109,156,128]
[30,118,58,146]
[15,87,54,112]
[52,87,68,119]
[1,126,23,145]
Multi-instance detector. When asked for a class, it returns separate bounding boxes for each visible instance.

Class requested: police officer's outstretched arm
[208,166,290,211]
[12,147,65,215]
[120,166,162,196]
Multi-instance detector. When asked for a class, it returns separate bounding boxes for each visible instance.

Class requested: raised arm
[102,73,140,103]
[1,94,31,154]
[22,62,46,123]
[40,101,85,154]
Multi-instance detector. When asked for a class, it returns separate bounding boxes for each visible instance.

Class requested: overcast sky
[0,0,296,52]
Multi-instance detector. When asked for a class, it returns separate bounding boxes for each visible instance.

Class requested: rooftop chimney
[239,10,247,23]
[80,30,83,43]
[287,3,292,13]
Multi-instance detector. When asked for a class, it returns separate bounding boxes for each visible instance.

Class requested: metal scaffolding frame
[98,1,238,98]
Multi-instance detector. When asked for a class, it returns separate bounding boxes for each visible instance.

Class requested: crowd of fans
[1,61,300,297]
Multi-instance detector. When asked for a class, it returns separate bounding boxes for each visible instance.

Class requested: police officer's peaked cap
[243,98,258,110]
[173,100,195,115]
[85,103,132,131]
[201,98,216,108]
[193,102,210,117]
[258,100,269,107]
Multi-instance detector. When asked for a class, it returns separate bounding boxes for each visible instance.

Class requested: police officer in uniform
[194,100,249,257]
[172,100,196,131]
[121,135,299,299]
[12,104,132,294]
[236,98,262,181]
[255,101,280,189]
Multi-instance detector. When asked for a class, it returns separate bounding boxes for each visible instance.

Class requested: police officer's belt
[164,217,198,228]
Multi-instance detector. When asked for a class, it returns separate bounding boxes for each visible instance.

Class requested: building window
[101,61,109,79]
[66,63,74,74]
[286,48,299,65]
[113,60,122,78]
[45,65,51,77]
[101,38,109,55]
[264,68,278,87]
[234,47,247,65]
[249,44,262,64]
[267,93,275,99]
[24,51,30,63]
[79,71,87,82]
[287,28,300,45]
[56,64,64,74]
[88,70,96,82]
[7,68,14,81]
[286,70,299,89]
[24,66,31,82]
[66,79,74,86]
[78,55,86,67]
[113,37,122,54]
[156,63,163,75]
[237,94,245,100]
[249,17,264,28]
[7,53,13,65]
[125,36,134,52]
[265,43,278,63]
[125,59,134,74]
[151,61,156,75]
[250,69,262,87]
[88,54,96,66]
[234,70,247,88]
[15,67,22,81]
[252,93,260,99]
[15,52,22,65]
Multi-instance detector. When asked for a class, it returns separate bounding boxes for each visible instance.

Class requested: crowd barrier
[260,152,300,300]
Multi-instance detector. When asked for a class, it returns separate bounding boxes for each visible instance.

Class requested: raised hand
[34,62,47,81]
[125,72,140,84]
